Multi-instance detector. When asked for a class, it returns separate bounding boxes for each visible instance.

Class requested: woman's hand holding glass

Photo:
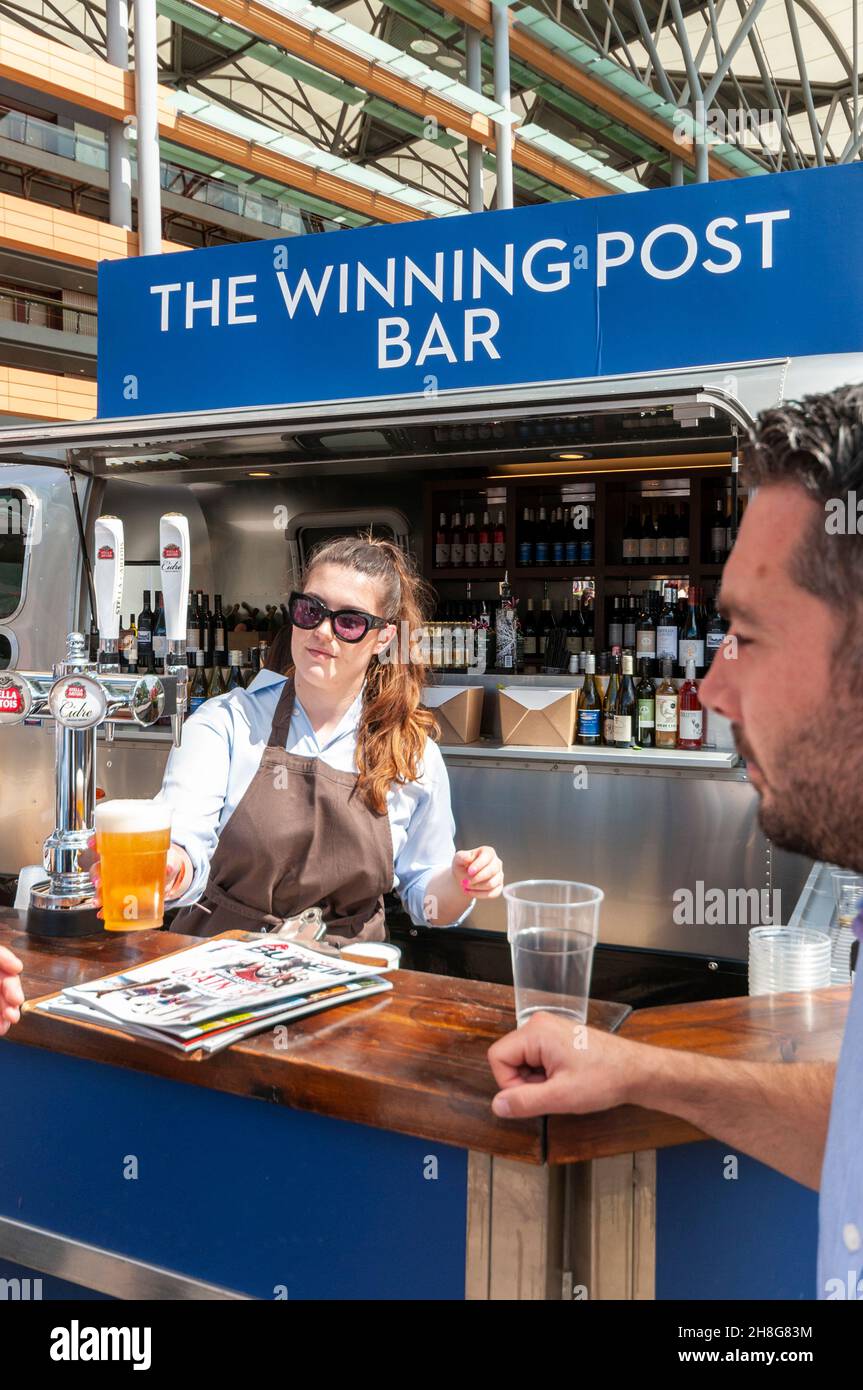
[83,836,193,920]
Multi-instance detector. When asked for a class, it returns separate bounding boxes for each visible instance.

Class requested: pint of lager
[95,800,172,932]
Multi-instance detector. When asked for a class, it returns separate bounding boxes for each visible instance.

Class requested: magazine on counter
[36,976,392,1054]
[63,937,386,1029]
[34,936,394,1055]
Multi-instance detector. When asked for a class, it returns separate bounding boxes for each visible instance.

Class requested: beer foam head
[95,799,172,834]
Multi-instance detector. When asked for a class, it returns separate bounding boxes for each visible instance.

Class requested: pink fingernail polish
[461,877,471,890]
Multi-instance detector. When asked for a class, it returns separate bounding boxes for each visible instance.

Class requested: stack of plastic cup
[829,870,863,985]
[748,926,832,997]
[503,880,603,1027]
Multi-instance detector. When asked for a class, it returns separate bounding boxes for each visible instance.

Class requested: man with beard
[488,383,863,1300]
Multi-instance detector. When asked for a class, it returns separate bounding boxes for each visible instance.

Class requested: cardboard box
[498,687,577,748]
[422,685,485,745]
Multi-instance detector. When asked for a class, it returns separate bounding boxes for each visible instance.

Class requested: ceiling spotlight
[248,470,272,477]
[437,54,462,69]
[410,38,439,55]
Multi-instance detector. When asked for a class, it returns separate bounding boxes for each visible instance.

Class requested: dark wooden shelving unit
[423,463,736,645]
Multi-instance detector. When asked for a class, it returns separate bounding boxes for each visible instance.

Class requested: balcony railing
[0,110,340,234]
[0,288,97,337]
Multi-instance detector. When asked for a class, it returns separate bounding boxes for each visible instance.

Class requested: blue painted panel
[0,1044,467,1300]
[97,165,863,418]
[656,1141,818,1300]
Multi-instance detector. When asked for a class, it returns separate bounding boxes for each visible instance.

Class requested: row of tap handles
[0,511,190,745]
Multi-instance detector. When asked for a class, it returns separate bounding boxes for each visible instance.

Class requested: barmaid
[154,535,503,943]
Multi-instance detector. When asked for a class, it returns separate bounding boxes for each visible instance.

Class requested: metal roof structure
[0,0,859,225]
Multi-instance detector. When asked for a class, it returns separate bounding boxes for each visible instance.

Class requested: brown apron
[171,677,393,945]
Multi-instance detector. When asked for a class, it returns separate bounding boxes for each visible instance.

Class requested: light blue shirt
[156,669,473,929]
[817,911,863,1299]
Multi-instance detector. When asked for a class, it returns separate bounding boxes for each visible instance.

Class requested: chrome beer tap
[0,512,190,938]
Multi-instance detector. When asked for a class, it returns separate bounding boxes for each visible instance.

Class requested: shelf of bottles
[115,590,293,716]
[425,470,745,704]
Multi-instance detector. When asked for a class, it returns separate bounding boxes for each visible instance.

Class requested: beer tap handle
[159,513,190,746]
[94,516,124,672]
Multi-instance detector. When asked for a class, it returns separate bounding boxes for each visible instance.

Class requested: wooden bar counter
[0,910,848,1301]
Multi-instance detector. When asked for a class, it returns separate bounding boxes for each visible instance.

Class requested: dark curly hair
[742,383,863,625]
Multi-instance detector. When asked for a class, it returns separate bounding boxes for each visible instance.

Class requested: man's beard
[734,720,863,872]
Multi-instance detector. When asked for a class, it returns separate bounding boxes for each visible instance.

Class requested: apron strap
[267,675,297,748]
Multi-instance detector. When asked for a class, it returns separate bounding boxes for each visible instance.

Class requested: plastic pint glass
[95,800,172,932]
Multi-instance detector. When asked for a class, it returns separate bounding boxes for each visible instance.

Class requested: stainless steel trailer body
[1,352,858,961]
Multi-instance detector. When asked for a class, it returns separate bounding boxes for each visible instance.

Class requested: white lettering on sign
[145,211,793,371]
[378,310,501,368]
[596,209,790,286]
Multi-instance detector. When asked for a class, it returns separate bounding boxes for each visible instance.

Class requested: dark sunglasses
[288,591,390,644]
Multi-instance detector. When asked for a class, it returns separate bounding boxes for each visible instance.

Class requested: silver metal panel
[443,758,810,960]
[0,1214,250,1299]
[0,353,835,460]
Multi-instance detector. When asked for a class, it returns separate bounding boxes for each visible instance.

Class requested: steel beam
[107,0,132,231]
[133,0,162,253]
[492,1,513,209]
[466,23,484,211]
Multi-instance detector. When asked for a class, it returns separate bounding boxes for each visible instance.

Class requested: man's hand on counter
[488,1013,635,1118]
[83,837,194,914]
[488,1011,836,1191]
[0,943,24,1035]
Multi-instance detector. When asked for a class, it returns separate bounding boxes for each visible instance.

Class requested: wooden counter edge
[547,984,851,1164]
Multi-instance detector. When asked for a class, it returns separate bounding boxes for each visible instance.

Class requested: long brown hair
[280,533,438,814]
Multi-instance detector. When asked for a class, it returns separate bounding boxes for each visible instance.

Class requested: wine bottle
[579,504,594,566]
[478,511,492,567]
[185,592,200,669]
[655,658,679,749]
[464,512,479,567]
[493,510,506,567]
[710,498,726,564]
[577,653,603,746]
[639,504,657,562]
[224,650,245,692]
[674,501,690,563]
[704,593,728,669]
[522,597,538,664]
[622,507,640,564]
[607,595,623,650]
[136,590,154,672]
[623,594,637,651]
[635,658,656,748]
[188,650,208,712]
[567,593,585,656]
[535,507,550,566]
[213,594,227,667]
[678,658,703,749]
[614,652,637,749]
[207,663,225,700]
[538,584,553,658]
[564,506,578,567]
[603,653,620,746]
[635,591,657,669]
[678,586,705,675]
[551,505,565,567]
[152,591,167,669]
[450,511,465,568]
[517,507,533,567]
[656,504,674,563]
[656,585,679,665]
[581,587,595,653]
[435,512,450,568]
